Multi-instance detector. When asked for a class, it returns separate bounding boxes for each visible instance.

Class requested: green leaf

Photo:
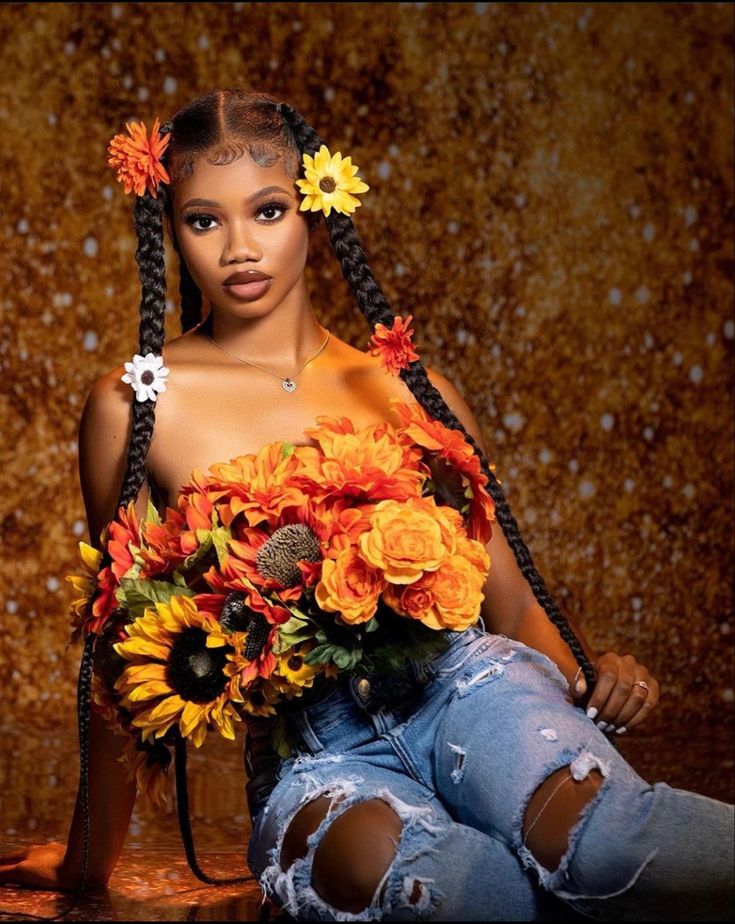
[211,526,232,569]
[281,442,296,459]
[180,534,214,572]
[146,498,162,527]
[304,643,336,665]
[363,617,380,633]
[332,647,361,670]
[269,716,292,759]
[117,577,195,617]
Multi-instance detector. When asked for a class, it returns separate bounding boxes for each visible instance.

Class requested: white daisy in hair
[121,352,169,402]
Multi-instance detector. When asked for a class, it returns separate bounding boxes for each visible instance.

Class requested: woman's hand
[570,652,660,735]
[0,841,102,892]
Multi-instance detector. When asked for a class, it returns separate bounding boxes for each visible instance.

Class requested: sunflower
[296,144,369,217]
[65,542,103,647]
[113,595,242,748]
[274,640,322,688]
[118,733,174,809]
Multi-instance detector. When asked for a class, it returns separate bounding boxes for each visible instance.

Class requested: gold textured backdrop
[0,1,733,810]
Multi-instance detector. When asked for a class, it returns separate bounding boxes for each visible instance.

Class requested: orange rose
[425,554,486,631]
[315,549,385,625]
[455,534,491,579]
[382,579,434,622]
[358,497,456,584]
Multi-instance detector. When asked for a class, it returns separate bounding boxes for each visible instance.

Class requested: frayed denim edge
[259,775,446,921]
[513,740,661,904]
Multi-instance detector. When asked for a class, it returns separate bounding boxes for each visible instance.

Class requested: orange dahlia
[389,397,497,545]
[368,314,420,376]
[297,412,425,503]
[203,442,308,529]
[107,117,171,198]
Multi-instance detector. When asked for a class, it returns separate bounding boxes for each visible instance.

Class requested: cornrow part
[277,102,597,693]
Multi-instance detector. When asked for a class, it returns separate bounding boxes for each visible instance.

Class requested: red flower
[107,501,142,582]
[367,314,420,376]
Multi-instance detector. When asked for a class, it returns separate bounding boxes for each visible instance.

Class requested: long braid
[279,102,596,691]
[74,125,170,899]
[172,233,203,333]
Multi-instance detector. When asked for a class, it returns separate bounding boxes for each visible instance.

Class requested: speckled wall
[0,0,732,815]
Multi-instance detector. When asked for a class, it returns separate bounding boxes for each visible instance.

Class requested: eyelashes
[183,199,290,233]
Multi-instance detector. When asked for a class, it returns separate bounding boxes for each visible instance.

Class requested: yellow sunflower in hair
[296,144,369,217]
[113,595,242,748]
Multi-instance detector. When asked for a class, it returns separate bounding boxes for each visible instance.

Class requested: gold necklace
[202,326,331,393]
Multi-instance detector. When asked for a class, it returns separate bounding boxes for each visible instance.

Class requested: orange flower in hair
[107,117,171,198]
[368,314,420,376]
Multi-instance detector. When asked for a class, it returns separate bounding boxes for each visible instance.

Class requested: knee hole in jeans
[522,764,604,873]
[280,795,404,914]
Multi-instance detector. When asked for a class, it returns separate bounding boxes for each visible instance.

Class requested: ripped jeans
[245,623,735,921]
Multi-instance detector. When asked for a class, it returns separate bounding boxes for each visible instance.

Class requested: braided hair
[67,88,598,908]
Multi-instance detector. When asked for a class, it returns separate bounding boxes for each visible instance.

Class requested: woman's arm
[1,372,146,891]
[60,371,150,888]
[425,368,660,730]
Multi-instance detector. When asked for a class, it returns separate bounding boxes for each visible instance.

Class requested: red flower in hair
[368,314,420,376]
[107,117,171,198]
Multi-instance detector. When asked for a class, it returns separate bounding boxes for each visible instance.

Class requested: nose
[221,219,262,265]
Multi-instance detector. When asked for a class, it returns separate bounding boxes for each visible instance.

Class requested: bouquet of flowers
[65,398,496,807]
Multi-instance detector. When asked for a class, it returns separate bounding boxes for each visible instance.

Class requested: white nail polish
[587,706,598,720]
[596,719,608,730]
[615,726,627,735]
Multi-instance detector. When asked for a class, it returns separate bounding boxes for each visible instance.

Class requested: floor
[1,715,732,921]
[0,720,278,921]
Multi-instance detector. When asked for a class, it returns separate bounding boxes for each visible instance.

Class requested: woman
[0,89,732,922]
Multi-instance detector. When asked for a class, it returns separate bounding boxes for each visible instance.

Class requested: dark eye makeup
[182,198,291,232]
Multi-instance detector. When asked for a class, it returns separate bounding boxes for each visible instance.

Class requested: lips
[222,272,273,302]
[223,270,272,285]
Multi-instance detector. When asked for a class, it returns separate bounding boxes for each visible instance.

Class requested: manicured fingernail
[586,706,598,720]
[575,679,585,694]
[597,720,611,732]
[615,726,627,735]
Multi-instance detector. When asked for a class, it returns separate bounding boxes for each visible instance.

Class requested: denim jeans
[245,622,735,921]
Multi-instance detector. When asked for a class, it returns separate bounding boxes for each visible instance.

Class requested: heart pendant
[282,379,296,392]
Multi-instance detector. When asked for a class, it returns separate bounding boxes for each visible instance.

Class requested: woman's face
[170,150,311,317]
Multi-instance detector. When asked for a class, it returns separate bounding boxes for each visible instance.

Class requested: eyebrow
[180,185,292,210]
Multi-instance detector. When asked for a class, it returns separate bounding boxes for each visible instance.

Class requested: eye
[183,213,218,233]
[257,199,289,222]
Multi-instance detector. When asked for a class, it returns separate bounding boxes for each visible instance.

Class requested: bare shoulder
[81,363,133,431]
[423,365,490,455]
